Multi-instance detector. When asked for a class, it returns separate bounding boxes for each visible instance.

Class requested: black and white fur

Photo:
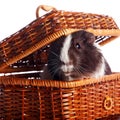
[42,30,111,81]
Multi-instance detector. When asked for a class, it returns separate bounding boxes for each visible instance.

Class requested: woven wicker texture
[0,5,120,72]
[0,5,120,120]
[1,73,120,120]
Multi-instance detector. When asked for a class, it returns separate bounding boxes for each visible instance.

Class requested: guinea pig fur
[41,30,112,81]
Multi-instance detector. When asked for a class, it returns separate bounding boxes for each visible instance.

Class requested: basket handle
[36,5,56,18]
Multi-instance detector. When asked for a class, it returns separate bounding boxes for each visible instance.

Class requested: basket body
[0,5,120,120]
[1,74,120,120]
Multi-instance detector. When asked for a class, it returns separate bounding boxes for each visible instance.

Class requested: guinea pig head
[47,30,104,81]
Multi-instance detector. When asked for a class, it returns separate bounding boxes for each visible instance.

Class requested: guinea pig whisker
[48,58,59,62]
[79,66,88,72]
[78,63,92,73]
[48,64,60,77]
[50,51,59,58]
[48,64,58,73]
[74,65,88,77]
[51,67,61,78]
[75,67,84,75]
[48,59,60,67]
[74,68,81,75]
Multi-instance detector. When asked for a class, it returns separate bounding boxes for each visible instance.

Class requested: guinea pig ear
[86,32,95,44]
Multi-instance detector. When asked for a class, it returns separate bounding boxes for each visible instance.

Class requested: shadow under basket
[1,5,120,120]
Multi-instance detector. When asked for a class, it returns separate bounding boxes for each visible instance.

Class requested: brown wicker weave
[0,5,120,120]
[0,5,120,73]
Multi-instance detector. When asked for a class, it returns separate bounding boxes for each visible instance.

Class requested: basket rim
[0,72,120,88]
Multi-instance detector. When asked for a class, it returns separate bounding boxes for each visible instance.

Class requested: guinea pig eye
[75,43,81,49]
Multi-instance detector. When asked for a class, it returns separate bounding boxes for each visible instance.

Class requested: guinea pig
[41,30,112,81]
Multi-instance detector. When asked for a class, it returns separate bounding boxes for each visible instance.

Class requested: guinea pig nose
[61,61,65,65]
[61,60,73,66]
[66,60,73,66]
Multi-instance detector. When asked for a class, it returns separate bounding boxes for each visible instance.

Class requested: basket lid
[0,5,120,73]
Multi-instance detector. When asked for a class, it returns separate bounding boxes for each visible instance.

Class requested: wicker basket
[0,5,120,120]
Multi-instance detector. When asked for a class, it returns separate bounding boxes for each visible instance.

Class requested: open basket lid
[0,5,120,74]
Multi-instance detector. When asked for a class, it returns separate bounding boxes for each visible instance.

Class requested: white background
[0,0,120,72]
